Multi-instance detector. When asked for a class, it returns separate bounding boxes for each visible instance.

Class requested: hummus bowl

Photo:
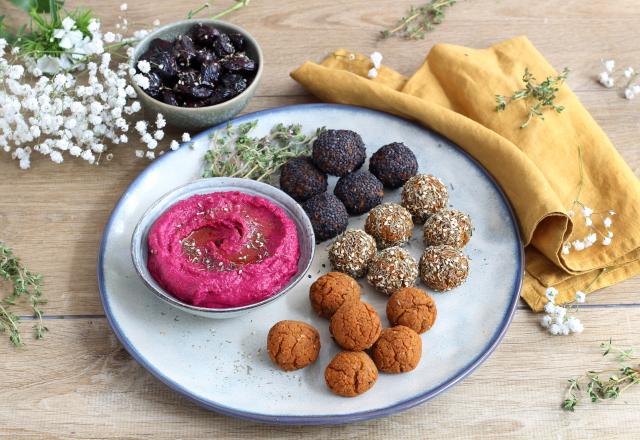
[131,178,315,319]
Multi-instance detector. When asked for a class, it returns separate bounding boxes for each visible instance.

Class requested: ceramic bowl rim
[129,18,264,113]
[130,177,316,316]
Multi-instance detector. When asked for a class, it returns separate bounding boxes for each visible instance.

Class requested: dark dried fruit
[146,71,163,97]
[147,38,173,53]
[189,24,220,46]
[174,69,200,94]
[194,49,216,66]
[173,35,197,67]
[221,53,256,72]
[208,87,236,104]
[221,74,247,94]
[228,32,245,51]
[141,46,178,79]
[213,33,235,57]
[161,89,179,106]
[201,61,221,85]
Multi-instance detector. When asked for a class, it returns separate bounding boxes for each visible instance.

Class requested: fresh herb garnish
[495,67,570,129]
[0,241,47,346]
[202,121,325,183]
[381,0,456,40]
[563,340,639,411]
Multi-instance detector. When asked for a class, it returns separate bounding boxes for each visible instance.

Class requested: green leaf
[9,0,51,13]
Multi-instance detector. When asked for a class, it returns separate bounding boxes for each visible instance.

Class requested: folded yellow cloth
[290,36,640,311]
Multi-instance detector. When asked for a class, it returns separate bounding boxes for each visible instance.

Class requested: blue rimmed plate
[98,103,522,425]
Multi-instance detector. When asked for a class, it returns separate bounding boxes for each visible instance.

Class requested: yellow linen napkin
[290,36,640,311]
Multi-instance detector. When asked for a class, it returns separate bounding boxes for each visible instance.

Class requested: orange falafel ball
[267,320,321,371]
[371,326,422,373]
[386,287,437,334]
[329,301,382,351]
[309,272,361,318]
[325,351,378,397]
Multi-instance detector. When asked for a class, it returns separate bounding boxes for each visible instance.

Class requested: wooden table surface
[1,0,639,438]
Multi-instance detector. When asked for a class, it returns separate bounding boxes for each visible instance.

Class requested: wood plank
[1,308,639,438]
[60,0,640,96]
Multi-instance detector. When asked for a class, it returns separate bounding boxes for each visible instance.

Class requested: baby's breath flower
[370,51,383,69]
[137,60,151,74]
[181,133,191,142]
[135,149,144,158]
[133,73,150,89]
[602,237,612,246]
[603,217,612,228]
[545,287,558,302]
[604,59,615,73]
[367,68,378,79]
[170,140,180,150]
[120,3,128,11]
[575,290,586,303]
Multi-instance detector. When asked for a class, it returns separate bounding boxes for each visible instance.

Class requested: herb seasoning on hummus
[147,191,300,308]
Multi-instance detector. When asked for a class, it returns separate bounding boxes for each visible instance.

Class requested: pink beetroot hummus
[147,191,300,308]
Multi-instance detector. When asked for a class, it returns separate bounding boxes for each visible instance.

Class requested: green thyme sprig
[495,67,570,129]
[203,121,325,183]
[563,340,640,411]
[0,241,47,346]
[187,0,251,20]
[381,0,456,40]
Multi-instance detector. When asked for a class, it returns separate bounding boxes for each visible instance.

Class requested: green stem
[211,0,250,19]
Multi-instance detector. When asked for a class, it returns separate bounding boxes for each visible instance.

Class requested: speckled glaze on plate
[98,103,523,425]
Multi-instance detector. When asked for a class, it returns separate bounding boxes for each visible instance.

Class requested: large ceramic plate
[98,104,522,425]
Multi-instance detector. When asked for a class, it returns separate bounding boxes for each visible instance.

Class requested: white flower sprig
[367,51,383,79]
[0,7,190,169]
[561,145,615,255]
[597,59,640,100]
[540,287,585,336]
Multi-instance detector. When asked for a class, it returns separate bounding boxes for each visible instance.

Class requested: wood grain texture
[0,0,639,438]
[1,309,640,439]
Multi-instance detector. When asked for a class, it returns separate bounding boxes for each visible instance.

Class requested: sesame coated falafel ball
[325,351,378,397]
[365,203,414,249]
[302,192,349,243]
[366,246,419,295]
[419,245,469,291]
[267,320,321,371]
[312,129,366,176]
[423,209,473,248]
[328,229,377,278]
[368,142,418,188]
[401,174,449,224]
[334,170,384,215]
[309,272,361,318]
[279,156,328,202]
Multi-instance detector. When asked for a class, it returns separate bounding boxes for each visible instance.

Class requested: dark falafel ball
[312,129,366,176]
[302,193,349,243]
[334,170,384,215]
[368,142,418,188]
[279,156,328,202]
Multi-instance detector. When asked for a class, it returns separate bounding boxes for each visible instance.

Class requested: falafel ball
[302,192,349,243]
[365,203,414,248]
[279,156,328,202]
[334,170,384,215]
[369,142,418,188]
[419,245,469,291]
[328,229,377,278]
[367,246,419,295]
[312,129,366,176]
[401,174,449,224]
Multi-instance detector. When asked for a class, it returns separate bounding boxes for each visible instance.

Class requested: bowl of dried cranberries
[131,19,263,130]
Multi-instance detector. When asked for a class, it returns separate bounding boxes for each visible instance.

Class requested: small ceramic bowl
[130,19,263,130]
[131,178,315,319]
